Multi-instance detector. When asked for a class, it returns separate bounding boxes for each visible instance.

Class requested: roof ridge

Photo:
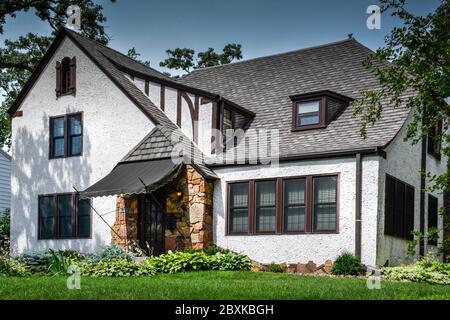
[181,38,356,77]
[63,28,170,79]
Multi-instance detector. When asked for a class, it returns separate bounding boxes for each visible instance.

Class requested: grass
[0,271,449,300]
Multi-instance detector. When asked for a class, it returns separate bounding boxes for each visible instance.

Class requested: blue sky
[1,0,441,75]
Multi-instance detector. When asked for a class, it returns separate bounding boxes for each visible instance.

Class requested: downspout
[355,153,362,259]
[419,137,427,256]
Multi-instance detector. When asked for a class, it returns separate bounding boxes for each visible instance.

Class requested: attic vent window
[290,91,353,131]
[56,57,76,96]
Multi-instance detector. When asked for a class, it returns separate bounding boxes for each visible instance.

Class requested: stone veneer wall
[111,165,214,253]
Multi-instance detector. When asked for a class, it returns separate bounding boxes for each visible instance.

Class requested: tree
[127,47,151,67]
[0,0,116,149]
[160,44,242,74]
[352,0,450,256]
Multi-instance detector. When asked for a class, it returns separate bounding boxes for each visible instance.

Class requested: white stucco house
[8,28,448,267]
[0,149,11,214]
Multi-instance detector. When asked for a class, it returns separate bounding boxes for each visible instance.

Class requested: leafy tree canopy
[160,44,242,74]
[0,0,115,149]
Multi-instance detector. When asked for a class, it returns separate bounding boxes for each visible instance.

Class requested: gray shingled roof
[122,126,173,162]
[178,39,411,160]
[65,29,217,179]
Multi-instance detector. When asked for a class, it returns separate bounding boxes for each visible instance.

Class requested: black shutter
[55,61,61,97]
[394,180,405,238]
[384,175,395,236]
[69,57,76,93]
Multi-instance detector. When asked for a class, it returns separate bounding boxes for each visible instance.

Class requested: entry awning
[80,158,182,198]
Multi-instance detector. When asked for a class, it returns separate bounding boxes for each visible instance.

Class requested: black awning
[80,158,182,198]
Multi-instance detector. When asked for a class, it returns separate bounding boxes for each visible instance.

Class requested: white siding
[0,151,11,214]
[212,156,380,266]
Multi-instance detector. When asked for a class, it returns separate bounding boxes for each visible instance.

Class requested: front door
[138,193,165,256]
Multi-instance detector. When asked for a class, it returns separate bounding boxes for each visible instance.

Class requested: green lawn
[0,271,449,300]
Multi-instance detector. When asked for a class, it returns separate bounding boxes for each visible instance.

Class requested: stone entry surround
[111,165,214,253]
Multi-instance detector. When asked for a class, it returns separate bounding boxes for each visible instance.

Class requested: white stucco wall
[212,156,380,265]
[10,37,154,255]
[377,116,448,265]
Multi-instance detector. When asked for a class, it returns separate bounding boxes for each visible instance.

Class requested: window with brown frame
[56,57,76,96]
[384,174,415,240]
[227,175,338,235]
[38,193,91,240]
[49,113,83,159]
[427,120,442,160]
[290,91,352,131]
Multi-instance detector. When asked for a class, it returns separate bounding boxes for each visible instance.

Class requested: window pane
[298,101,319,114]
[230,183,248,208]
[70,115,82,135]
[284,206,305,232]
[53,138,65,157]
[77,198,91,238]
[298,114,319,126]
[284,179,305,205]
[256,181,276,233]
[230,208,248,233]
[52,118,64,137]
[39,196,55,238]
[284,179,305,232]
[314,176,337,231]
[229,183,248,233]
[58,195,73,238]
[71,136,82,155]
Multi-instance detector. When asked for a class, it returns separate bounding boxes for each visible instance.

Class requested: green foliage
[268,263,286,273]
[382,258,450,285]
[0,0,116,148]
[16,251,51,274]
[147,250,211,274]
[160,44,242,74]
[209,252,251,271]
[46,249,75,275]
[84,244,135,263]
[332,252,363,275]
[0,208,10,254]
[127,47,151,67]
[0,255,29,276]
[78,258,154,277]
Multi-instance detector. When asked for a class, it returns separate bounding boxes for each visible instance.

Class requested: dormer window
[56,57,76,96]
[290,91,353,131]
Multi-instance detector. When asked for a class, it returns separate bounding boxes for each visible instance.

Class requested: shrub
[147,251,210,274]
[383,258,450,285]
[46,250,75,275]
[0,209,10,254]
[84,244,135,263]
[209,252,252,271]
[268,263,286,273]
[78,258,154,277]
[332,252,363,275]
[16,251,51,274]
[0,255,29,276]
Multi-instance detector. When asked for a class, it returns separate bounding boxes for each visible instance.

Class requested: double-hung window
[38,193,91,239]
[49,113,83,158]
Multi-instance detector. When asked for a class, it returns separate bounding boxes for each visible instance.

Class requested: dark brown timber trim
[420,137,427,256]
[355,153,362,259]
[12,111,23,118]
[194,96,200,143]
[211,101,219,154]
[248,180,255,235]
[176,90,182,126]
[144,80,149,96]
[160,85,165,111]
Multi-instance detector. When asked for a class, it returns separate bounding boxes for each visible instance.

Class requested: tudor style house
[8,28,448,266]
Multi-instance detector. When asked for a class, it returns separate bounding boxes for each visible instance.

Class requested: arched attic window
[56,57,76,96]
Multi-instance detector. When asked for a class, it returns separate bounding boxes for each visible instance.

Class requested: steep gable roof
[178,39,411,160]
[8,28,217,179]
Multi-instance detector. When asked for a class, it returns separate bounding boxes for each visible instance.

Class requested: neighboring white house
[0,149,11,214]
[7,28,448,267]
